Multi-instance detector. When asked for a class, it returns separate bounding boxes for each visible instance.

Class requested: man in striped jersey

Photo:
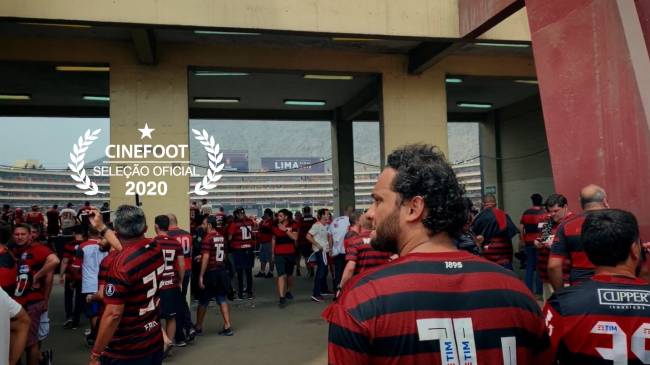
[323,144,548,365]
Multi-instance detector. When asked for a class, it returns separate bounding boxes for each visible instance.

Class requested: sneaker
[235,295,244,301]
[311,295,324,302]
[63,319,73,329]
[265,272,273,278]
[193,327,203,336]
[254,272,265,278]
[322,291,335,297]
[186,328,196,342]
[246,292,255,300]
[218,327,234,336]
[279,297,287,307]
[173,340,187,347]
[285,291,294,300]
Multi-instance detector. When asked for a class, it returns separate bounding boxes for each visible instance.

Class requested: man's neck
[595,265,636,278]
[120,236,145,245]
[399,230,457,255]
[156,231,168,236]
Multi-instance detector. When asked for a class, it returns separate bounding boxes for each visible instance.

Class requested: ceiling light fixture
[0,94,31,101]
[194,30,261,36]
[284,100,326,106]
[303,74,354,80]
[475,42,530,48]
[445,77,463,84]
[194,97,241,103]
[193,71,249,76]
[514,79,539,84]
[83,95,110,102]
[457,102,492,109]
[56,66,110,72]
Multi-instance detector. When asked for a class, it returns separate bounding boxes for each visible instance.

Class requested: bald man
[471,194,519,269]
[548,185,608,290]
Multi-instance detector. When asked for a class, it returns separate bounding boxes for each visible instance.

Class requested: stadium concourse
[43,261,329,365]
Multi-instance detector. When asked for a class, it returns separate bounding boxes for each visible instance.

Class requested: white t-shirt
[308,222,329,253]
[81,240,108,294]
[60,208,77,229]
[329,216,350,256]
[1,287,22,365]
[200,204,212,216]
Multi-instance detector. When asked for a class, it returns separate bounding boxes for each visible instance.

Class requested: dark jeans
[175,270,193,342]
[332,254,346,290]
[64,278,83,325]
[237,268,253,296]
[524,245,543,295]
[312,251,328,297]
[101,351,163,365]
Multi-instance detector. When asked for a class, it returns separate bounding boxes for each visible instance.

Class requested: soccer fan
[296,206,317,277]
[454,198,481,256]
[214,207,226,234]
[519,193,546,295]
[189,202,201,233]
[152,215,185,350]
[471,194,519,269]
[11,224,59,365]
[255,209,275,278]
[329,206,353,290]
[77,201,93,231]
[1,204,13,226]
[80,227,107,344]
[536,194,573,299]
[307,209,331,302]
[167,214,195,344]
[59,226,84,329]
[338,211,391,292]
[196,216,233,336]
[60,203,79,235]
[13,208,24,226]
[1,286,30,365]
[272,209,298,307]
[323,144,547,364]
[227,208,256,300]
[45,205,60,238]
[548,184,607,291]
[90,205,165,365]
[542,209,649,364]
[199,198,212,217]
[25,206,44,233]
[0,240,16,294]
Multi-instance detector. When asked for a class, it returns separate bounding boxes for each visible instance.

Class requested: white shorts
[38,310,50,341]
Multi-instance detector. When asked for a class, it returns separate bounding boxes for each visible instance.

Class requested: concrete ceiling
[446,75,539,114]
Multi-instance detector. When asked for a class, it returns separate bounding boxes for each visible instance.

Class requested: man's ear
[404,196,426,223]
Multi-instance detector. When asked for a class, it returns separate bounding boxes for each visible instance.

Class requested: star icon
[138,123,155,139]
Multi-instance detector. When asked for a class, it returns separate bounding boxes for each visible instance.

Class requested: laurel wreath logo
[190,129,224,195]
[69,129,105,196]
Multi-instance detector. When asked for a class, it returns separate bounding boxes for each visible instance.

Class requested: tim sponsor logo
[598,289,650,307]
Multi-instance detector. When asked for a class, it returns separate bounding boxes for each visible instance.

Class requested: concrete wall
[0,0,530,40]
[497,95,555,226]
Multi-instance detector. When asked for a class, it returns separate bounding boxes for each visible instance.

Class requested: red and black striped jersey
[273,224,297,255]
[257,218,274,243]
[153,234,182,291]
[297,216,317,246]
[102,238,164,359]
[344,231,391,275]
[168,227,192,272]
[472,207,519,265]
[0,245,16,293]
[98,250,118,288]
[25,211,44,226]
[520,206,548,246]
[12,243,53,307]
[542,274,650,364]
[537,215,571,283]
[201,231,226,271]
[551,213,596,285]
[323,251,547,365]
[227,219,256,250]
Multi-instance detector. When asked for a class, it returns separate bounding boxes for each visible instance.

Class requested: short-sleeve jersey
[153,234,183,291]
[550,213,596,285]
[102,238,164,359]
[201,231,226,271]
[273,224,297,255]
[298,216,317,246]
[344,231,391,275]
[543,274,650,364]
[324,251,548,365]
[257,218,274,243]
[12,243,53,307]
[227,219,256,250]
[168,227,192,272]
[519,206,547,246]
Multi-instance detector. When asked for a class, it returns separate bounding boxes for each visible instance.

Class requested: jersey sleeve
[539,296,564,364]
[200,236,211,255]
[550,223,569,258]
[103,258,130,305]
[345,244,358,262]
[323,303,372,365]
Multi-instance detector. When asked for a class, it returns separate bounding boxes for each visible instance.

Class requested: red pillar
[525,0,650,236]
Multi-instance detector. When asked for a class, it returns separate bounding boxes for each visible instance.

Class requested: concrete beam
[331,111,356,215]
[339,80,379,121]
[459,0,525,39]
[408,41,458,75]
[130,28,157,65]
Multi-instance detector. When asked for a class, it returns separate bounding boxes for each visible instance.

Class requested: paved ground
[41,266,330,365]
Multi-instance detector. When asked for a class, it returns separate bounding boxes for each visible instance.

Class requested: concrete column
[381,67,448,161]
[331,112,356,216]
[109,62,190,232]
[479,112,500,204]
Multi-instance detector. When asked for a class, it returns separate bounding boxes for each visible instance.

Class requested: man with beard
[471,194,519,269]
[323,144,547,364]
[542,209,650,364]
